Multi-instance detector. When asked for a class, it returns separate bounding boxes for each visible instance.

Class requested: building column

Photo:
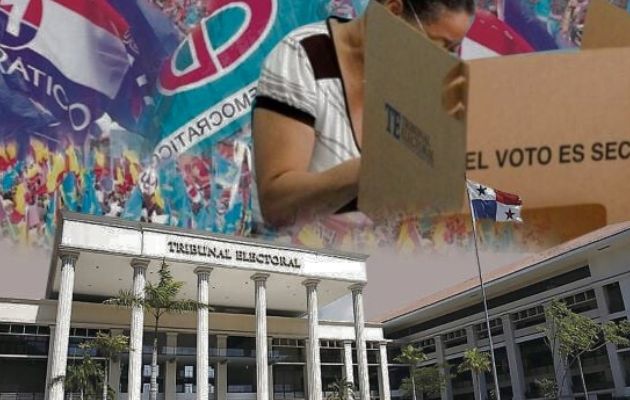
[304,279,322,400]
[128,258,150,400]
[343,340,355,388]
[303,360,310,400]
[501,316,525,400]
[252,273,270,400]
[196,267,213,400]
[109,328,124,399]
[434,335,452,400]
[378,341,391,400]
[619,277,630,320]
[268,337,275,400]
[217,335,228,400]
[466,327,487,400]
[350,284,370,400]
[593,285,626,397]
[48,250,79,400]
[165,332,178,400]
[45,325,56,400]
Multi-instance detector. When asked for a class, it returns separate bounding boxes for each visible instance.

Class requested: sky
[0,238,531,324]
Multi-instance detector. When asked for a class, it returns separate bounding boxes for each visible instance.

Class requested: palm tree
[65,354,103,400]
[458,347,491,400]
[394,344,427,400]
[82,332,129,400]
[105,259,210,400]
[326,378,356,400]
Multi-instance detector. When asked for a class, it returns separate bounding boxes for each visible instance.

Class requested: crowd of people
[0,127,255,247]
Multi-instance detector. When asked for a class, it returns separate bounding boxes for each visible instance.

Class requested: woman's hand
[253,108,361,227]
[442,63,468,121]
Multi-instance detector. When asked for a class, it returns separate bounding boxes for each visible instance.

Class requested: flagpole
[466,185,502,400]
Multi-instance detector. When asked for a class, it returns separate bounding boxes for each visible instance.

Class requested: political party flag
[146,0,335,162]
[466,180,522,222]
[461,10,534,59]
[0,0,134,135]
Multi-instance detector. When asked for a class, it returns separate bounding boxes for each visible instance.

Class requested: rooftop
[379,221,630,325]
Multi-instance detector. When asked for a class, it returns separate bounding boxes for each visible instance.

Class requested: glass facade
[322,365,343,393]
[227,364,256,393]
[273,364,305,399]
[448,357,474,400]
[605,282,626,314]
[569,345,614,393]
[520,338,555,398]
[483,348,512,400]
[0,358,47,393]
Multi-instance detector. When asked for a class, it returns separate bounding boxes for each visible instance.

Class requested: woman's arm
[253,108,360,227]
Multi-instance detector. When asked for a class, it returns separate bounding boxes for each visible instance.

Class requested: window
[562,289,597,313]
[274,365,305,399]
[511,305,546,330]
[416,338,436,354]
[228,364,256,393]
[273,338,305,363]
[474,319,504,340]
[569,345,613,392]
[619,351,630,387]
[604,282,625,314]
[227,336,256,358]
[0,358,48,392]
[520,338,555,398]
[483,348,512,400]
[0,335,49,356]
[443,329,467,348]
[321,348,342,364]
[448,357,474,400]
[322,365,343,393]
[386,266,591,339]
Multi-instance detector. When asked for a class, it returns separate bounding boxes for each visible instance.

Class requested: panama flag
[467,180,522,222]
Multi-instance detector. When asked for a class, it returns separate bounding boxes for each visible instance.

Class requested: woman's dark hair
[396,0,475,23]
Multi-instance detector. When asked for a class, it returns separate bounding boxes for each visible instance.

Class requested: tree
[326,378,356,400]
[534,377,557,400]
[64,353,104,400]
[399,365,446,400]
[458,347,491,400]
[81,332,129,400]
[105,259,210,400]
[394,344,428,400]
[539,299,630,399]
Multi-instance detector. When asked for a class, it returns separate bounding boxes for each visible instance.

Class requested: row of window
[402,283,627,355]
[386,266,595,339]
[0,324,108,338]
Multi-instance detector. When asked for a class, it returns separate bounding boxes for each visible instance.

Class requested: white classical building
[0,212,390,400]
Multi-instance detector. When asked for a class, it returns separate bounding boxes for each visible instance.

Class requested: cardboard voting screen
[358,1,467,220]
[582,0,630,49]
[465,0,630,224]
[360,0,630,224]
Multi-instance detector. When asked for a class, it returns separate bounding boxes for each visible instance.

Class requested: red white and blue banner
[467,180,523,222]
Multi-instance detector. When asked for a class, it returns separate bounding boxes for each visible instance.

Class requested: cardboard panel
[466,46,630,223]
[358,2,466,220]
[582,0,630,49]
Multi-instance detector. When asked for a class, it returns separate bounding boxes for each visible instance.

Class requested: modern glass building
[382,223,630,400]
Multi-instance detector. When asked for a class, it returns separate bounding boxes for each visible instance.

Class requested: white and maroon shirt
[254,18,361,176]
